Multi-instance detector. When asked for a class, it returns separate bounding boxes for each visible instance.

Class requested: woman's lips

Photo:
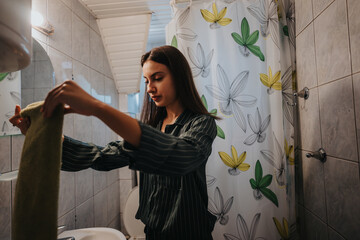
[152,96,161,102]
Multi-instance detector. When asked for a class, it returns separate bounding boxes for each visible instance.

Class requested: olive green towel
[12,101,64,240]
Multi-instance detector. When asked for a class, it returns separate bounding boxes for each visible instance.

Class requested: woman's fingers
[17,118,30,135]
[9,105,22,126]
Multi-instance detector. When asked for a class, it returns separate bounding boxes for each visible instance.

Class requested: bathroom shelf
[0,170,18,181]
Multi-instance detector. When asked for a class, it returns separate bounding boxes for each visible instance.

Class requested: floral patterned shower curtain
[166,0,296,239]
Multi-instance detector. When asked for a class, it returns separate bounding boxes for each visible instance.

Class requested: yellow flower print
[273,217,290,240]
[260,66,282,94]
[200,3,232,29]
[284,138,294,165]
[219,145,250,175]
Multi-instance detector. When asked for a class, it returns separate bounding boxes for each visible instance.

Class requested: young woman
[11,46,218,239]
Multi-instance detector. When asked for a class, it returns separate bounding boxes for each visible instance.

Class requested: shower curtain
[166,0,296,239]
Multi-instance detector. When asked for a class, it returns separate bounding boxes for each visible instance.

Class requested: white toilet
[123,186,146,240]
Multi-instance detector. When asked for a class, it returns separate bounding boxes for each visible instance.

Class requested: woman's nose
[147,84,155,93]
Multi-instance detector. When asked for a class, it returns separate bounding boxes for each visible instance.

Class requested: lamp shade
[0,0,32,73]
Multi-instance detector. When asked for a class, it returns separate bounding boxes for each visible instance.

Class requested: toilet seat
[123,186,146,239]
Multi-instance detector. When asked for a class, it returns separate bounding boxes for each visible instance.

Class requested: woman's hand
[42,80,100,118]
[9,105,30,135]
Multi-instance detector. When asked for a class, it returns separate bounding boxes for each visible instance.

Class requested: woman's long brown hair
[140,45,219,127]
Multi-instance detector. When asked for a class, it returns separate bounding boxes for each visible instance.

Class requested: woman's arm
[123,114,217,176]
[41,80,141,147]
[62,136,130,171]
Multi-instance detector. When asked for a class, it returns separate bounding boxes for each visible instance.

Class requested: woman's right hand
[41,80,100,118]
[9,105,30,135]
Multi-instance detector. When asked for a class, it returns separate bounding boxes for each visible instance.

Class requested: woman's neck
[165,102,184,123]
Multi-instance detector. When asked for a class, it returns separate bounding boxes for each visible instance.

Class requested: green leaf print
[241,17,250,41]
[250,178,257,189]
[171,35,178,48]
[260,187,279,207]
[216,125,225,139]
[247,31,259,45]
[201,95,208,109]
[259,174,272,188]
[255,160,263,184]
[231,32,244,45]
[250,160,278,207]
[0,73,9,81]
[283,26,289,37]
[201,94,225,139]
[247,45,265,61]
[231,18,265,61]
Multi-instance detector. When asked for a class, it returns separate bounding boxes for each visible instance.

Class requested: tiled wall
[0,0,134,239]
[295,0,360,239]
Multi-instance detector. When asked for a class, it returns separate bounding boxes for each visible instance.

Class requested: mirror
[0,38,55,136]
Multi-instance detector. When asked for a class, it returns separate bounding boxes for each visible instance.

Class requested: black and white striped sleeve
[61,136,130,172]
[123,115,217,176]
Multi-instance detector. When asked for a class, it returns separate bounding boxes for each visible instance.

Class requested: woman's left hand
[41,80,100,118]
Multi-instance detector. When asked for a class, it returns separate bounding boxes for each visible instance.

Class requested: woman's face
[143,60,179,108]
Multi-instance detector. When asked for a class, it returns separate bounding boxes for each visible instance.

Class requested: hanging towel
[12,101,64,240]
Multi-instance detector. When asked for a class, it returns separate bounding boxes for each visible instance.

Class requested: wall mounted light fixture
[31,11,54,35]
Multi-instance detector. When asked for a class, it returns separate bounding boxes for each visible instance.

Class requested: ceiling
[78,0,183,94]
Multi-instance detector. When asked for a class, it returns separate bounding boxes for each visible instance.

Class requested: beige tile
[119,167,132,180]
[48,0,72,56]
[347,0,360,73]
[60,0,71,8]
[90,29,104,73]
[63,114,74,138]
[73,60,91,93]
[103,54,113,79]
[72,0,90,25]
[295,0,313,35]
[48,46,73,85]
[94,189,108,227]
[34,61,55,89]
[296,23,317,90]
[73,114,92,142]
[58,171,75,217]
[304,208,328,239]
[324,157,360,238]
[90,69,105,102]
[94,170,107,194]
[105,77,118,108]
[313,0,335,17]
[76,197,94,228]
[92,117,106,146]
[352,73,360,160]
[107,169,119,186]
[0,182,11,240]
[57,209,75,234]
[0,137,11,173]
[107,214,120,230]
[298,87,322,151]
[89,15,100,35]
[301,151,326,221]
[72,13,90,66]
[34,87,52,102]
[21,62,35,89]
[11,135,25,170]
[75,168,93,206]
[319,77,357,161]
[21,89,34,108]
[107,181,120,224]
[119,180,132,214]
[314,0,351,84]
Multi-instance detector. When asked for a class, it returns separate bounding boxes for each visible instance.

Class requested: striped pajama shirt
[61,110,217,239]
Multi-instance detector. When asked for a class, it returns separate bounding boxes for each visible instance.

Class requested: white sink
[58,227,127,240]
